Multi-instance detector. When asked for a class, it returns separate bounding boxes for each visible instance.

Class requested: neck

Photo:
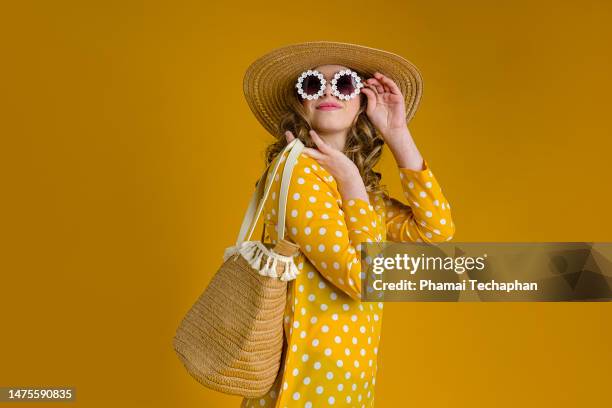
[315,129,348,151]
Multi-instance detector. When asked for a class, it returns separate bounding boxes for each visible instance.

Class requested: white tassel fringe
[222,241,299,281]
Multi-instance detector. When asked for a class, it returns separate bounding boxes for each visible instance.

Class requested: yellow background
[1,1,611,407]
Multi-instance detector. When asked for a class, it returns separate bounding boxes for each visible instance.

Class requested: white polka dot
[419,191,427,198]
[426,210,432,217]
[334,335,342,343]
[318,244,325,252]
[312,338,319,346]
[297,177,305,184]
[337,359,344,367]
[292,391,300,400]
[324,348,332,356]
[318,227,327,235]
[293,193,300,200]
[292,368,299,376]
[304,227,311,235]
[303,376,311,385]
[306,210,313,218]
[322,325,329,333]
[309,196,316,203]
[314,361,321,370]
[291,209,298,217]
[440,218,447,225]
[316,386,323,394]
[328,396,335,404]
[332,244,340,252]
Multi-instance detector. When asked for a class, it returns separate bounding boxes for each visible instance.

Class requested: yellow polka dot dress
[241,149,455,408]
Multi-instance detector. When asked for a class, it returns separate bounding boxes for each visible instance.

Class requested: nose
[322,78,336,98]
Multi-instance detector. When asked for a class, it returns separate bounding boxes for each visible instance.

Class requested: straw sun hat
[243,40,424,137]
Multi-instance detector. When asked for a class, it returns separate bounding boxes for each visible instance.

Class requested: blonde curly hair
[263,67,390,198]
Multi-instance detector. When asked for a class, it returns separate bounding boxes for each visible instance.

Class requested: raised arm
[284,153,384,301]
[380,158,455,243]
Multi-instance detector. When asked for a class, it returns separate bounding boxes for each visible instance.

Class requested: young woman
[241,42,455,408]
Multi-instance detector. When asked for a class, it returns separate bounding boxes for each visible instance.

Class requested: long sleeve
[284,153,385,301]
[381,158,455,243]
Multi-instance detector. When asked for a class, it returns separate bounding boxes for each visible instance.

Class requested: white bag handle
[235,138,304,246]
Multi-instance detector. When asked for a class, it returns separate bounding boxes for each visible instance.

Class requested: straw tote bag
[173,138,305,398]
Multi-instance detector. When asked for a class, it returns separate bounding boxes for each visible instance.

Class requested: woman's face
[300,64,362,134]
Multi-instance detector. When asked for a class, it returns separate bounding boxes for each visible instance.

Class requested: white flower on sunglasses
[296,70,326,100]
[295,68,364,101]
[331,69,364,101]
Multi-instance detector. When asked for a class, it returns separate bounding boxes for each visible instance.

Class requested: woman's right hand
[285,129,370,203]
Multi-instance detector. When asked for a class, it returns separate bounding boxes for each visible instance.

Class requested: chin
[311,119,350,132]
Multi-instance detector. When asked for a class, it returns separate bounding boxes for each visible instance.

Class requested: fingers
[284,130,295,143]
[301,147,325,161]
[374,72,401,95]
[366,77,384,94]
[360,86,376,114]
[308,129,333,154]
[364,83,380,98]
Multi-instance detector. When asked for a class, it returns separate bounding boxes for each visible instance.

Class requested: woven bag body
[173,138,304,397]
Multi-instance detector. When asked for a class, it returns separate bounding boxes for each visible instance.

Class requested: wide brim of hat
[243,40,424,137]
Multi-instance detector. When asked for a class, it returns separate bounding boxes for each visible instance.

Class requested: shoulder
[285,152,340,200]
[294,152,336,185]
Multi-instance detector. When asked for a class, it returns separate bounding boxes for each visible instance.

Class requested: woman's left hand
[361,72,408,139]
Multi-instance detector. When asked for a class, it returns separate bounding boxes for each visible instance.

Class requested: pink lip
[317,105,341,111]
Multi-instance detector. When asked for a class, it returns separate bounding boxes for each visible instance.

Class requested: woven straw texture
[243,40,424,137]
[173,253,287,398]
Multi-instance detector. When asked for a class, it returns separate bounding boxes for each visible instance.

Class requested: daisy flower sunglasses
[295,68,365,101]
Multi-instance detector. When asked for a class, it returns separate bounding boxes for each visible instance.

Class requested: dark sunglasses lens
[336,73,357,95]
[302,75,323,95]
